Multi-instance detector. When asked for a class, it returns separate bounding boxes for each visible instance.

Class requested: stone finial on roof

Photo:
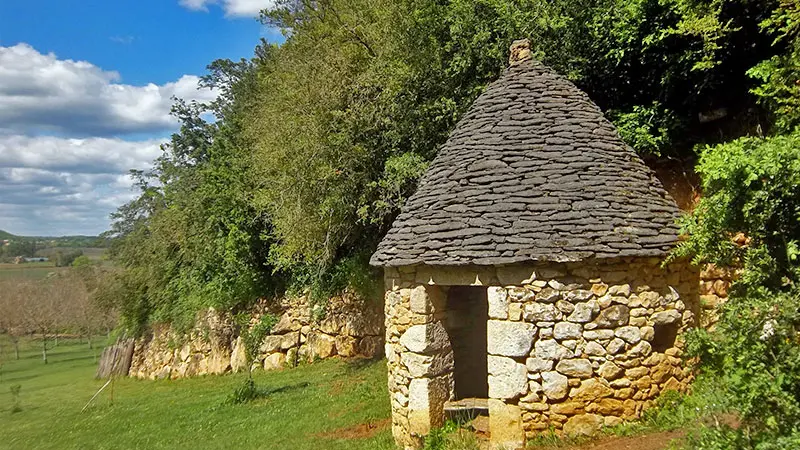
[509,39,532,66]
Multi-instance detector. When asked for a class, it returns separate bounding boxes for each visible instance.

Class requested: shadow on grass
[343,356,384,372]
[260,381,311,397]
[0,374,42,384]
[222,379,312,407]
[45,355,97,365]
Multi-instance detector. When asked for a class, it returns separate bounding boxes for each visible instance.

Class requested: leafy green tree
[101,48,281,334]
[748,0,800,131]
[54,250,83,267]
[103,0,800,338]
[248,0,784,298]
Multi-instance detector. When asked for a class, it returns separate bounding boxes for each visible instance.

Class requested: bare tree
[59,273,97,348]
[0,279,29,360]
[0,269,119,365]
[20,278,65,364]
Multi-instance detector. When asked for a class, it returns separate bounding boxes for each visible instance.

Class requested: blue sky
[0,0,280,236]
[0,1,281,85]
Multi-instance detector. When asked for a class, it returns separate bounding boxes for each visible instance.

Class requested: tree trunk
[42,336,48,364]
[55,334,59,347]
[87,335,93,349]
[13,339,19,360]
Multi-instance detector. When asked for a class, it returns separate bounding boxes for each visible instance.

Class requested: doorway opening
[443,286,489,400]
[442,286,489,434]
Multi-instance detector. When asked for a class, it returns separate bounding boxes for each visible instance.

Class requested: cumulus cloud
[0,135,166,235]
[0,44,218,137]
[0,43,221,235]
[0,135,163,174]
[179,0,277,17]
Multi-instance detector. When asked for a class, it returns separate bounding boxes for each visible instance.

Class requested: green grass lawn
[0,336,393,450]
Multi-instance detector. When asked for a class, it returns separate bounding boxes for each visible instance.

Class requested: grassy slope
[0,337,393,450]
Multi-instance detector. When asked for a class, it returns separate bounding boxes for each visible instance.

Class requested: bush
[225,378,259,405]
[684,291,800,448]
[674,131,800,447]
[673,132,800,293]
[9,384,21,414]
[54,250,83,267]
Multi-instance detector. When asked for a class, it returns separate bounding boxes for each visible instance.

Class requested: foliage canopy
[104,0,800,338]
[673,1,800,435]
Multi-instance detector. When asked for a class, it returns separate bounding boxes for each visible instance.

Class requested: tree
[247,0,782,297]
[101,48,281,335]
[21,279,64,364]
[54,249,83,267]
[0,282,24,360]
[101,0,800,337]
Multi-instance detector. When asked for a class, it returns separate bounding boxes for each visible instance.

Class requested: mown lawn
[0,336,393,450]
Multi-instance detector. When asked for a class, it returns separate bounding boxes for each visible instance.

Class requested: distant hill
[0,230,106,248]
[0,230,17,240]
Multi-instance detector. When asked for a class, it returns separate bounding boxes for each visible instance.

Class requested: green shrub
[672,132,800,293]
[242,313,278,363]
[673,130,800,447]
[609,102,681,156]
[225,377,259,405]
[423,421,478,450]
[9,384,21,414]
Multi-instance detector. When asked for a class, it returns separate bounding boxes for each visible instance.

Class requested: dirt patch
[562,429,685,450]
[315,418,391,440]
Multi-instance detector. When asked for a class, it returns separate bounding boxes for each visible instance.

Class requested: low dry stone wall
[129,294,384,380]
[129,309,235,379]
[258,295,384,371]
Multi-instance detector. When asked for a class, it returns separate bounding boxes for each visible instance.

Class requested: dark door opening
[443,286,489,400]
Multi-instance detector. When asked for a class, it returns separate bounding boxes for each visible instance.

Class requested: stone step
[444,397,489,423]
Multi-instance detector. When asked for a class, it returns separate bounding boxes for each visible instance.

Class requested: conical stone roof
[371,58,681,268]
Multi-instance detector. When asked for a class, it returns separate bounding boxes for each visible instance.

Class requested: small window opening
[651,322,680,353]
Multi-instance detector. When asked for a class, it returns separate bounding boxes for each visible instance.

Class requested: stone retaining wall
[698,264,736,329]
[129,293,384,380]
[383,258,699,449]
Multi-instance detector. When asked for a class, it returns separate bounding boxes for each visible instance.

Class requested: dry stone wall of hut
[129,294,383,380]
[383,259,699,449]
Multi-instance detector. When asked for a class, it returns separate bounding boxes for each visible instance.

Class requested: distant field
[0,247,109,281]
[35,247,107,262]
[0,262,65,280]
[0,336,393,450]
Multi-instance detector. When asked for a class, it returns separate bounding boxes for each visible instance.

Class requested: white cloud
[0,135,163,174]
[179,0,277,17]
[0,43,221,235]
[0,135,165,236]
[0,44,218,137]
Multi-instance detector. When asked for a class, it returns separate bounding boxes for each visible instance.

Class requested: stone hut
[371,40,699,450]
